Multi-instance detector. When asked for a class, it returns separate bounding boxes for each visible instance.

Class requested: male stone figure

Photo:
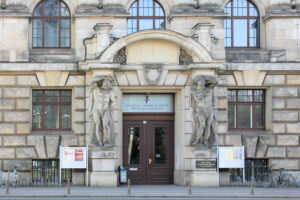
[89,75,116,146]
[190,75,218,147]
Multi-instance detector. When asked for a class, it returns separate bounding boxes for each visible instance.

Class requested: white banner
[60,147,87,169]
[218,146,244,169]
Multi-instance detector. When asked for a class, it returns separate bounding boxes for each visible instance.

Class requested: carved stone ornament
[179,48,193,65]
[190,75,218,148]
[143,64,163,85]
[88,75,117,147]
[113,47,126,65]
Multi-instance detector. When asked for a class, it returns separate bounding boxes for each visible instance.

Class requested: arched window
[128,0,165,34]
[224,0,259,47]
[32,0,71,48]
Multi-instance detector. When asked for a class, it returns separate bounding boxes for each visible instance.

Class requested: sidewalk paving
[1,185,300,198]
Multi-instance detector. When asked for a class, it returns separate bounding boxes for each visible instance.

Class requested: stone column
[93,23,113,57]
[88,148,118,187]
[193,23,214,52]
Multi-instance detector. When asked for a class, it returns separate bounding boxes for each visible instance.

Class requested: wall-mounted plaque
[123,94,174,113]
[195,160,217,169]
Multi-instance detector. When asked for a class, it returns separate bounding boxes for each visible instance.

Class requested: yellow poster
[226,150,233,161]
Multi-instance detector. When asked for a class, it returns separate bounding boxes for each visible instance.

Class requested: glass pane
[33,105,43,129]
[155,3,164,16]
[228,104,236,128]
[237,105,252,128]
[61,105,71,129]
[139,19,153,30]
[233,19,247,46]
[33,3,43,16]
[45,0,59,16]
[225,2,231,16]
[33,90,43,102]
[128,127,140,165]
[61,90,71,102]
[249,19,258,47]
[238,90,252,102]
[254,104,264,128]
[254,90,264,102]
[129,2,137,16]
[45,90,59,102]
[45,105,59,129]
[155,19,165,29]
[249,3,258,16]
[155,127,166,164]
[45,19,59,47]
[128,19,137,34]
[61,2,70,16]
[228,90,236,102]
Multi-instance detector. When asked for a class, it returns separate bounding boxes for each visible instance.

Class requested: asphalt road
[1,198,300,200]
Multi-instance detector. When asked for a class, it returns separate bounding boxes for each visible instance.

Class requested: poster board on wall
[60,147,87,169]
[218,146,244,169]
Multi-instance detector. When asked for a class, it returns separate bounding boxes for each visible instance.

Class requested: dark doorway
[123,114,174,184]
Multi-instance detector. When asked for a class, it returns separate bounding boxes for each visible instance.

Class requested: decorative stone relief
[113,47,126,65]
[192,23,215,52]
[89,75,116,147]
[190,75,218,148]
[179,48,193,65]
[143,64,163,85]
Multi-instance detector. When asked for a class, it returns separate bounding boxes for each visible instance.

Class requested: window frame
[32,0,71,49]
[228,89,265,131]
[128,0,166,34]
[32,90,72,131]
[224,0,260,48]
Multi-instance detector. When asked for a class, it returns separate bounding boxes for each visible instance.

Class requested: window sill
[29,48,76,62]
[227,130,273,136]
[31,130,74,135]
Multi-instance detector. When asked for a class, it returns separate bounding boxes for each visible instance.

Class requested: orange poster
[75,149,83,161]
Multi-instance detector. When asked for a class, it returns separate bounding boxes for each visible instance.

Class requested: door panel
[123,117,174,184]
[123,121,146,184]
[147,121,174,184]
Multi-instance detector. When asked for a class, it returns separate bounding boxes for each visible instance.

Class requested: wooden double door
[123,114,174,184]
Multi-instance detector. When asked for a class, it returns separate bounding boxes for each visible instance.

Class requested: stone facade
[0,0,300,187]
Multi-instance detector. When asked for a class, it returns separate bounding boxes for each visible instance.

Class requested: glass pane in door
[128,127,140,165]
[155,127,167,164]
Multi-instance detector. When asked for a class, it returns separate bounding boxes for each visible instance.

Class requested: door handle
[149,158,152,165]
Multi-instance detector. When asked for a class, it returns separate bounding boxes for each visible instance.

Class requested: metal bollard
[188,180,192,195]
[250,180,254,195]
[127,179,131,195]
[67,179,71,195]
[6,180,9,194]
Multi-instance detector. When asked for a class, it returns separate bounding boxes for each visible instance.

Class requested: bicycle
[7,163,23,188]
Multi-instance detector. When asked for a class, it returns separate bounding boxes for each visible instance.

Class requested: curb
[1,194,300,198]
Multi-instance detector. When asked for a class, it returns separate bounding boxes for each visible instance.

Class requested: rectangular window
[33,90,71,130]
[230,159,268,184]
[32,160,71,185]
[228,89,265,130]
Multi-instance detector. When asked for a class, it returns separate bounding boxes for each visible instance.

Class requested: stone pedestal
[185,149,219,187]
[88,148,118,187]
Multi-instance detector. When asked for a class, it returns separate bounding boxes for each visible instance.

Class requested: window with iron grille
[230,159,268,183]
[32,90,71,130]
[32,160,71,184]
[32,0,71,48]
[128,0,165,34]
[228,89,265,130]
[224,0,259,47]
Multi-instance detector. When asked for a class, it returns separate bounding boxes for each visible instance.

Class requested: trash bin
[119,166,127,184]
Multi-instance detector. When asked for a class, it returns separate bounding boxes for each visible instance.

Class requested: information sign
[195,160,217,169]
[218,146,244,169]
[60,147,87,169]
[123,94,173,113]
